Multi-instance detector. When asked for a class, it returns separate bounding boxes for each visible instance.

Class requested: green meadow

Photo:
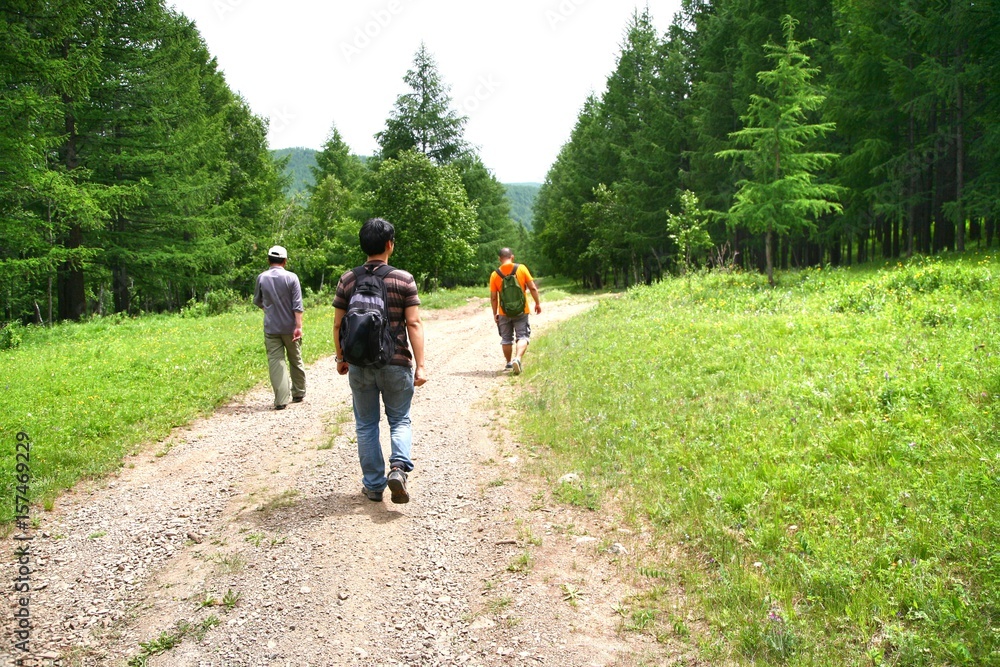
[520,252,999,666]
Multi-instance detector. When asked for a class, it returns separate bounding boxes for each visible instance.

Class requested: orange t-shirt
[490,263,533,316]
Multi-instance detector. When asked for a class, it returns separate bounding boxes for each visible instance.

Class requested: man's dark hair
[498,247,513,260]
[360,218,395,256]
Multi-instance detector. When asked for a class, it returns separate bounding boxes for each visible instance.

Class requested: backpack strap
[495,263,519,281]
[351,263,394,288]
[368,264,406,337]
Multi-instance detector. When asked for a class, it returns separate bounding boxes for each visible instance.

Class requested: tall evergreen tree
[375,43,468,164]
[717,15,841,285]
[0,0,286,321]
[534,96,613,287]
[311,123,365,193]
[0,0,119,321]
[603,8,676,283]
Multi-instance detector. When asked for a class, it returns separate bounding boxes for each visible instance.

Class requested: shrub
[0,320,25,350]
[180,288,246,318]
[302,285,335,310]
[204,288,243,316]
[179,299,208,318]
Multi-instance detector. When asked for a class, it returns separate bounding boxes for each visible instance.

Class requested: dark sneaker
[511,358,522,375]
[292,396,304,403]
[387,468,410,504]
[274,404,287,410]
[504,362,513,371]
[362,487,383,502]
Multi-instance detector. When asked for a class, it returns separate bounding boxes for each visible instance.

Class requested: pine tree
[603,8,675,283]
[311,124,365,193]
[717,15,841,285]
[0,0,116,322]
[375,43,468,164]
[533,96,613,287]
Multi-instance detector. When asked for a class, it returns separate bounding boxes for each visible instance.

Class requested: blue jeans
[348,364,415,492]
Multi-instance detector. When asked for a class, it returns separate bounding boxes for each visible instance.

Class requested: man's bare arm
[405,305,426,386]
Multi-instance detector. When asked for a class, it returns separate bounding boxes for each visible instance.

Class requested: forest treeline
[0,0,286,322]
[0,2,525,323]
[534,1,1000,287]
[5,0,997,323]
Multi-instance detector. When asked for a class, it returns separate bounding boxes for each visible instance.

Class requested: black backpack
[340,264,400,368]
[494,264,527,316]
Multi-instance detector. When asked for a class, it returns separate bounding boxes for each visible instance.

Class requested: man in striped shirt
[333,218,427,504]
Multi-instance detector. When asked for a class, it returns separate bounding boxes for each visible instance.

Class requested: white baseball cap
[267,245,288,260]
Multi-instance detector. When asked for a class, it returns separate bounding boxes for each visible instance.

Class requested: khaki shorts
[497,313,530,346]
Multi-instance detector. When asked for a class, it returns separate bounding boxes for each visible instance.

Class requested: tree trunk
[955,60,965,252]
[765,228,774,287]
[892,215,900,258]
[112,215,131,313]
[57,223,86,321]
[883,215,891,259]
[57,86,86,320]
[906,60,916,257]
[907,155,916,257]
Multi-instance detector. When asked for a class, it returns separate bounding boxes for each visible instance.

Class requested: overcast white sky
[167,0,683,184]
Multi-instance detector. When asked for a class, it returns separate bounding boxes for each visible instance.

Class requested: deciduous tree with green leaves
[666,190,713,274]
[367,150,476,289]
[717,15,841,286]
[453,155,521,284]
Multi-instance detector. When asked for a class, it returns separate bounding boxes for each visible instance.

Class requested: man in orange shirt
[490,247,541,375]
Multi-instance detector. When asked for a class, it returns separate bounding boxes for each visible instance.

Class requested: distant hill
[271,147,317,196]
[504,183,541,230]
[272,151,540,228]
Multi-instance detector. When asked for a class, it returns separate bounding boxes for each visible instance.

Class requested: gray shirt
[253,266,303,335]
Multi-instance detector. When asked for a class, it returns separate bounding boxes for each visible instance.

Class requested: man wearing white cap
[253,245,305,409]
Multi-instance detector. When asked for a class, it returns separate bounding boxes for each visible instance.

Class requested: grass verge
[519,251,999,666]
[0,305,340,522]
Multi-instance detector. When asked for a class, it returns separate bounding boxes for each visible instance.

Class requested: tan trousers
[264,333,305,407]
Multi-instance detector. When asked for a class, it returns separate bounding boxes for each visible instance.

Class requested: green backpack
[495,264,527,316]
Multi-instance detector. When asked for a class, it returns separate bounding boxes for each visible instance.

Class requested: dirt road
[3,297,672,666]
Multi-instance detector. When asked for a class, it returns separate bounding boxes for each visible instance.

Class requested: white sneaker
[511,358,522,375]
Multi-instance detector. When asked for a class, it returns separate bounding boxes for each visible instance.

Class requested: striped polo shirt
[333,261,421,367]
